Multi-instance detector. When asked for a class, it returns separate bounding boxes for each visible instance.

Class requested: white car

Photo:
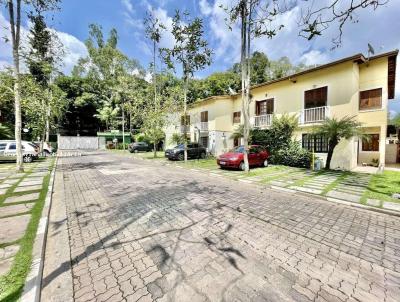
[0,140,40,163]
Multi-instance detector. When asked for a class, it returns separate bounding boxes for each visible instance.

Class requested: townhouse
[165,50,399,170]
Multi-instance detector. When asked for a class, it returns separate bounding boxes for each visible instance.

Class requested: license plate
[220,161,226,165]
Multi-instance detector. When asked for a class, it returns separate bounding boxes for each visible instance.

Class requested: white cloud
[299,50,330,66]
[0,11,87,75]
[121,0,134,14]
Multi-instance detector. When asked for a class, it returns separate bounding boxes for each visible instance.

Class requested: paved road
[42,152,400,302]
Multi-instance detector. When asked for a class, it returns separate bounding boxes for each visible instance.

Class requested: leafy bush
[270,141,311,168]
[134,133,151,144]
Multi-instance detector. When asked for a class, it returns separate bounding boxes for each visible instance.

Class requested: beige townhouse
[165,50,398,170]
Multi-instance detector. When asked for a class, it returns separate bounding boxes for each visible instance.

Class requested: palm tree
[314,116,365,170]
[0,124,13,139]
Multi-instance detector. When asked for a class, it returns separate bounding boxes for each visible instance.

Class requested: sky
[1,0,400,114]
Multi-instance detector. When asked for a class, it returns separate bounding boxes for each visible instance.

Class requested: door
[0,143,7,160]
[5,143,17,158]
[256,99,274,115]
[397,144,400,163]
[248,146,259,166]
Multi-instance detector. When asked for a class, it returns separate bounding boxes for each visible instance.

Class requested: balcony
[253,114,273,127]
[300,106,329,124]
[200,122,208,131]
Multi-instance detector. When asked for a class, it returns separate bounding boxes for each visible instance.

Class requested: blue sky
[1,0,400,114]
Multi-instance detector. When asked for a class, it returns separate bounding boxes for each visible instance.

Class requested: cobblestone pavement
[46,152,400,302]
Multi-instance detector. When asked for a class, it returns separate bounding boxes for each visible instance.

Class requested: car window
[0,143,6,151]
[9,143,16,150]
[192,144,198,148]
[233,146,244,153]
[249,147,257,154]
[175,144,184,149]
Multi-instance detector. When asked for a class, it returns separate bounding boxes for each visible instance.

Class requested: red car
[217,145,270,170]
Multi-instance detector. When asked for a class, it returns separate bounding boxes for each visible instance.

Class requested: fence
[58,135,106,150]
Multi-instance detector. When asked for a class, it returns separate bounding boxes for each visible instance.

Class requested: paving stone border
[20,161,56,302]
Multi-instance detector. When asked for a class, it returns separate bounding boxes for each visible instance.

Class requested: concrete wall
[385,144,398,164]
[58,135,105,150]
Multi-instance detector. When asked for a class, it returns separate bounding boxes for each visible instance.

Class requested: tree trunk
[153,141,157,158]
[153,39,158,159]
[122,103,125,151]
[8,0,24,172]
[325,139,338,170]
[240,2,250,172]
[183,72,188,163]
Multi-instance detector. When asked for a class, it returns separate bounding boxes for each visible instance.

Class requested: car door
[248,147,258,166]
[5,143,17,159]
[0,143,7,160]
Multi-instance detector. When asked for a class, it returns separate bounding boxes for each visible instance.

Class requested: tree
[144,10,166,157]
[391,113,400,136]
[314,116,365,170]
[224,0,388,172]
[161,11,212,162]
[2,0,59,171]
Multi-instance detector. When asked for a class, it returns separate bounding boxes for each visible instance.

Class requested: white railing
[300,106,329,124]
[254,114,273,127]
[200,122,208,131]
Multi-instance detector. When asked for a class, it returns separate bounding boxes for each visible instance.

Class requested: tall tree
[2,0,59,171]
[144,10,166,157]
[224,0,388,172]
[161,11,212,162]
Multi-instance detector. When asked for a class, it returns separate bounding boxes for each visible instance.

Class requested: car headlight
[230,157,239,161]
[173,149,180,153]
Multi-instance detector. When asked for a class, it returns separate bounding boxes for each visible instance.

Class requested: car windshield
[233,146,245,153]
[174,144,184,149]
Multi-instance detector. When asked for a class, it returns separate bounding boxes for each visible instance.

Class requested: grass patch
[0,158,54,302]
[321,172,350,195]
[362,170,400,204]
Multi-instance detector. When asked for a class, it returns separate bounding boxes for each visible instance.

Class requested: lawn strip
[321,172,350,196]
[361,170,400,204]
[0,158,54,302]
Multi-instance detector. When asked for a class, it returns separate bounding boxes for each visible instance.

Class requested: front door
[397,144,400,163]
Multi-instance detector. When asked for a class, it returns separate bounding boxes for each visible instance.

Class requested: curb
[20,159,57,302]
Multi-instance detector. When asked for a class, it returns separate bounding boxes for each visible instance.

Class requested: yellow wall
[165,56,391,170]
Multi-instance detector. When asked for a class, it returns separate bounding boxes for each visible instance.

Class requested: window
[233,111,241,124]
[200,111,208,122]
[200,136,208,148]
[233,137,240,147]
[359,88,382,110]
[362,134,379,151]
[0,143,6,151]
[304,86,327,109]
[302,134,329,153]
[256,98,274,115]
[8,143,16,150]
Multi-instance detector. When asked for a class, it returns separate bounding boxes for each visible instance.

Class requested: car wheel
[23,155,33,163]
[263,159,268,167]
[134,149,138,153]
[239,161,245,171]
[200,152,206,159]
[178,153,184,161]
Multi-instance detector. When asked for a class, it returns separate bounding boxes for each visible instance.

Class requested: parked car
[217,145,269,170]
[0,140,39,163]
[165,143,207,161]
[128,142,152,153]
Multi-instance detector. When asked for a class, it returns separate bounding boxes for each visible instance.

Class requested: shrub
[270,141,311,168]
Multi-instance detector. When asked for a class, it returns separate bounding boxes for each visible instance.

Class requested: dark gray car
[165,143,207,161]
[128,142,152,153]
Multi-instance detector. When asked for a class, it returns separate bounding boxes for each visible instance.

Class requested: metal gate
[58,135,106,150]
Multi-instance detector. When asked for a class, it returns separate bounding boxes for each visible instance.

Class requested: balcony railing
[254,114,273,127]
[300,106,329,124]
[200,122,208,131]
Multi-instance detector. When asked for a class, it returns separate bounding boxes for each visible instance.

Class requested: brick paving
[47,152,400,302]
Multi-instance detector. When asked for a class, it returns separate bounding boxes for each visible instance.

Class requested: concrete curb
[20,159,57,302]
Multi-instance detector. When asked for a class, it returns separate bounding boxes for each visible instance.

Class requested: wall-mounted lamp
[222,132,226,140]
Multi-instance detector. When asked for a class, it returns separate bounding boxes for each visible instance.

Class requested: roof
[251,49,399,90]
[190,49,399,107]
